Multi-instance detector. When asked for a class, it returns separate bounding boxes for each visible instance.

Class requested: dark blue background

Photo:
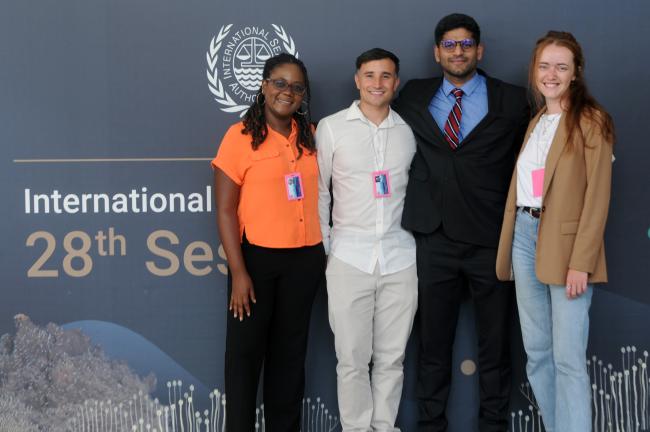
[1,1,648,430]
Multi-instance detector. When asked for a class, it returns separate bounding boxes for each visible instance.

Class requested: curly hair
[241,53,315,158]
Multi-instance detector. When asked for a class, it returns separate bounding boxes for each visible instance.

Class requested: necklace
[535,114,561,166]
[538,113,560,136]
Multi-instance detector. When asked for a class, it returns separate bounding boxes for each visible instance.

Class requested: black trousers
[225,240,325,432]
[415,229,513,432]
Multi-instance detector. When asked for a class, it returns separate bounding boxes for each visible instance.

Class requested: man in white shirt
[317,48,418,432]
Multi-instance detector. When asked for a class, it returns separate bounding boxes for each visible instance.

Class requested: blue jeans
[511,209,592,432]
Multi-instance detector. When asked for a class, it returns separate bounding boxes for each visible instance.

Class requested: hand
[565,269,588,299]
[229,271,256,321]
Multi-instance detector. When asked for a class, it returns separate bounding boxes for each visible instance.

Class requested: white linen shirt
[317,101,416,275]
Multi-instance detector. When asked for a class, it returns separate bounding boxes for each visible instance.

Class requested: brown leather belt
[520,206,543,218]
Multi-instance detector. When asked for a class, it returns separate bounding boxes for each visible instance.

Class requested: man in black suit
[393,13,529,432]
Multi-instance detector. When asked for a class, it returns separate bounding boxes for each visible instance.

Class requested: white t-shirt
[516,113,562,207]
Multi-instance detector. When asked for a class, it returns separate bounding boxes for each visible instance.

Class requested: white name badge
[372,170,391,198]
[285,172,304,200]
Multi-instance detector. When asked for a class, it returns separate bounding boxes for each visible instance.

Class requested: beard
[441,57,478,81]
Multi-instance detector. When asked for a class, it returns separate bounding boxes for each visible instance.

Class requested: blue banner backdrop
[1,0,648,431]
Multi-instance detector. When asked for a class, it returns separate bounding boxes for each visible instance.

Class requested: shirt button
[299,218,303,222]
[290,160,295,163]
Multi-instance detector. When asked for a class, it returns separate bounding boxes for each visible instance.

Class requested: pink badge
[532,168,545,198]
[372,170,391,198]
[285,172,304,200]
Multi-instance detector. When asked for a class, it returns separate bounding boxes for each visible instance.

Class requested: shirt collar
[267,118,299,141]
[442,72,485,97]
[345,100,405,128]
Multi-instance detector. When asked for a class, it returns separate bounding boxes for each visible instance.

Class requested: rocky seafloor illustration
[0,314,340,432]
[0,314,156,431]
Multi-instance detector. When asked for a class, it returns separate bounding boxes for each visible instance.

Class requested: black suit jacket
[393,72,529,248]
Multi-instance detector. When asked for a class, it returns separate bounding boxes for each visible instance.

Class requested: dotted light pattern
[8,315,650,431]
[65,383,341,432]
[510,346,650,432]
[460,359,477,376]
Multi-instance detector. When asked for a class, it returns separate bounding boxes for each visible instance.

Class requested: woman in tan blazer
[495,31,615,432]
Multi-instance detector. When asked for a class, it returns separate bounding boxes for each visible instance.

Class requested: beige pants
[326,256,418,432]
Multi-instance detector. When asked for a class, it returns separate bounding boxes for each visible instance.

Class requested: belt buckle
[523,206,541,218]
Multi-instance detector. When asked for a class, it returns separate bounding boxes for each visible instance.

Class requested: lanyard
[367,121,388,171]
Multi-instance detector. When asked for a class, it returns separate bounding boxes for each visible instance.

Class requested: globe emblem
[233,36,272,91]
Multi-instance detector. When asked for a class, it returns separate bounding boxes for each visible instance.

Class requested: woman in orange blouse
[213,53,324,432]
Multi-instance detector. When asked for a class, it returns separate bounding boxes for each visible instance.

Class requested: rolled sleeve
[211,124,249,186]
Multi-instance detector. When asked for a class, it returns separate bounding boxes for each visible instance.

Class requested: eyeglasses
[439,39,477,52]
[265,78,307,96]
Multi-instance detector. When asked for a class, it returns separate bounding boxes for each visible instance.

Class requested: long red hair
[529,31,615,150]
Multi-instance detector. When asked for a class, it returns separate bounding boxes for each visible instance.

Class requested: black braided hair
[241,53,314,158]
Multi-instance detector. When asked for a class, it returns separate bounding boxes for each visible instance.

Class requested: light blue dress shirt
[429,72,488,143]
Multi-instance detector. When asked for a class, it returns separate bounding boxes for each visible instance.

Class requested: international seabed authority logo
[207,24,299,117]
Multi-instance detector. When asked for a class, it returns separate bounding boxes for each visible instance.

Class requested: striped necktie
[443,88,464,150]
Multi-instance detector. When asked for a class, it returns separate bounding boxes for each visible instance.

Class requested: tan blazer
[496,109,613,285]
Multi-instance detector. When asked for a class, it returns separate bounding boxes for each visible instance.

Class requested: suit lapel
[460,76,500,144]
[410,74,503,149]
[542,112,568,197]
[412,78,446,144]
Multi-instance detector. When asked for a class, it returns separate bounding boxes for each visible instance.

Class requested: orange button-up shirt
[212,121,322,249]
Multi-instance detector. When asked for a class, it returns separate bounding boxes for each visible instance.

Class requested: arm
[214,169,255,320]
[566,121,613,298]
[316,120,334,254]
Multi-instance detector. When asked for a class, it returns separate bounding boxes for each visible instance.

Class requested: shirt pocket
[250,149,281,161]
[247,149,283,183]
[298,152,319,178]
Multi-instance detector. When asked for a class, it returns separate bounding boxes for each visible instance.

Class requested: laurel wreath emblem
[206,24,298,117]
